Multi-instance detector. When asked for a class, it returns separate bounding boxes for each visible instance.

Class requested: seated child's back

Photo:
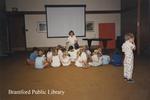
[35,49,48,69]
[68,46,77,62]
[51,48,61,67]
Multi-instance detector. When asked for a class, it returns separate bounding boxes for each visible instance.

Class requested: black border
[45,5,86,38]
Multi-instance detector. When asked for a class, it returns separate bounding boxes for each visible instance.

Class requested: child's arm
[132,41,136,50]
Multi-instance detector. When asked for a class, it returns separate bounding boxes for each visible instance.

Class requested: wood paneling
[121,0,150,55]
[6,10,121,15]
[0,0,9,54]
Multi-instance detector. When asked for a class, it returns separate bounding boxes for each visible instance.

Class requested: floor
[0,52,150,100]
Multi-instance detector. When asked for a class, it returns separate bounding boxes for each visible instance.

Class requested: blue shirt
[29,52,37,61]
[35,56,46,69]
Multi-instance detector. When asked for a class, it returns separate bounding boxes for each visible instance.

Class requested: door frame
[7,12,27,52]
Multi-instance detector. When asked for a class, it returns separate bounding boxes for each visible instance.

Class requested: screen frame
[45,5,86,38]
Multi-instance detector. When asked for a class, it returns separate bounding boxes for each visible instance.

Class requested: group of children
[27,32,136,82]
[27,45,110,69]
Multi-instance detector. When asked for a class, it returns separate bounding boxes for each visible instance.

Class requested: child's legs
[88,62,93,66]
[123,56,130,78]
[127,65,133,79]
[124,63,128,78]
[43,62,49,68]
[126,56,134,80]
[27,59,35,65]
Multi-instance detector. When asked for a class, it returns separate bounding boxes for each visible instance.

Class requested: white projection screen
[45,5,86,38]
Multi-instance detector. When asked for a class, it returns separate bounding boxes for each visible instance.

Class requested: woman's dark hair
[47,48,52,52]
[68,30,75,36]
[38,49,44,57]
[68,46,74,51]
[32,47,38,52]
[74,43,79,50]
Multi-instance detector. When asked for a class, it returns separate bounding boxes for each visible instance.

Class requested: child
[97,47,103,64]
[122,33,136,82]
[97,47,110,65]
[57,45,64,58]
[60,51,71,66]
[75,47,87,68]
[85,47,91,60]
[97,47,103,57]
[66,30,78,49]
[35,49,49,69]
[27,47,38,65]
[80,47,88,65]
[51,48,61,67]
[89,50,102,67]
[68,46,78,62]
[46,48,52,63]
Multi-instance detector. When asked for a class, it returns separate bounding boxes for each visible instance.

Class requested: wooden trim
[6,11,46,15]
[137,0,141,55]
[45,5,86,7]
[22,14,27,51]
[6,10,121,15]
[86,10,121,14]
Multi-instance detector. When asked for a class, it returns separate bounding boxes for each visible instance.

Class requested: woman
[66,30,78,49]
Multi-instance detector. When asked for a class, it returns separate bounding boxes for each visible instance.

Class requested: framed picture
[86,21,94,32]
[36,21,47,33]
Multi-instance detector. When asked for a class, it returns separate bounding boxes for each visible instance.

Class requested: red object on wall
[99,23,116,49]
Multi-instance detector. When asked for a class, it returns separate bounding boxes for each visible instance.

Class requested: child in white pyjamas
[122,33,136,82]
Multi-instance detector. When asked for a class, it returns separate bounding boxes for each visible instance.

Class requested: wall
[121,0,137,35]
[121,0,150,54]
[6,0,121,48]
[140,0,150,54]
[6,0,120,11]
[0,0,9,55]
[25,14,120,47]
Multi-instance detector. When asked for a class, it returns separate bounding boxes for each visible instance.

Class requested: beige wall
[6,0,121,48]
[6,0,120,11]
[25,14,120,47]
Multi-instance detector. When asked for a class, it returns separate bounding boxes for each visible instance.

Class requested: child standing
[35,49,49,69]
[60,51,71,66]
[51,48,61,68]
[122,33,136,82]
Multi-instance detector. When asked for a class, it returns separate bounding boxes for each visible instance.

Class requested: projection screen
[45,5,86,38]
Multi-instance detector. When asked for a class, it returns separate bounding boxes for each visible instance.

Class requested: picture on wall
[36,21,47,33]
[86,21,94,32]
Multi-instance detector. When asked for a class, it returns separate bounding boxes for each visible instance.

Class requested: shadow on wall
[142,45,150,57]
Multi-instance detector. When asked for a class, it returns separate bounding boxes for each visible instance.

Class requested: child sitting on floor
[60,51,71,66]
[57,45,64,58]
[68,46,78,62]
[89,49,102,67]
[97,47,103,57]
[46,48,52,63]
[85,46,91,60]
[27,47,38,65]
[35,49,49,69]
[51,48,61,68]
[75,47,88,68]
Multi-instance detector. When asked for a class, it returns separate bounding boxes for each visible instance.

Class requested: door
[99,23,116,49]
[8,14,26,51]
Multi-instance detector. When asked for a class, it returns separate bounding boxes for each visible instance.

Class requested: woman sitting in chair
[66,30,79,50]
